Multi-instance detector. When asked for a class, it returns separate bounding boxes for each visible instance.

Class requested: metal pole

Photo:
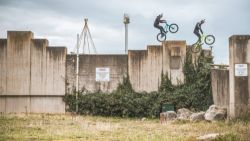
[125,24,128,54]
[76,34,79,113]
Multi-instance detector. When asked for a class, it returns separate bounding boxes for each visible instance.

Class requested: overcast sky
[0,0,249,64]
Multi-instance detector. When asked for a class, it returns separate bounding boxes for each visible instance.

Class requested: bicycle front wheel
[157,33,166,42]
[169,24,179,33]
[205,35,215,45]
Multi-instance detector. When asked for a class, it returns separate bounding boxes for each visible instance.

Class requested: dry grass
[0,114,249,141]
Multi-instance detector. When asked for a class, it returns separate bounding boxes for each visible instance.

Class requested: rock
[160,111,177,123]
[190,111,205,121]
[177,108,193,120]
[197,133,219,140]
[141,117,147,121]
[205,105,227,121]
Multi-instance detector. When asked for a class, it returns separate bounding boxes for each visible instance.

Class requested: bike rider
[154,14,167,36]
[194,19,205,44]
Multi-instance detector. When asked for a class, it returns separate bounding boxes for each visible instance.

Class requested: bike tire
[205,35,215,45]
[191,43,201,53]
[157,33,166,42]
[169,24,179,33]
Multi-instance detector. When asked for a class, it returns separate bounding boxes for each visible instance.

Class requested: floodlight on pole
[123,14,130,54]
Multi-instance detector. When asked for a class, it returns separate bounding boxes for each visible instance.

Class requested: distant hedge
[64,48,213,117]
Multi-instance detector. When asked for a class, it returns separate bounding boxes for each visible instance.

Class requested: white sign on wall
[235,64,248,76]
[96,68,110,81]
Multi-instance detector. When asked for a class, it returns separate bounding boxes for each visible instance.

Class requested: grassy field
[0,114,249,141]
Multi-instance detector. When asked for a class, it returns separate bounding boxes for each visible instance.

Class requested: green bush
[64,77,161,118]
[64,48,213,117]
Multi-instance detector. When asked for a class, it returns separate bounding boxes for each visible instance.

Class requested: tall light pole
[123,14,130,54]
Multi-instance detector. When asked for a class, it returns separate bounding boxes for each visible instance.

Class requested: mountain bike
[192,34,215,53]
[157,22,179,42]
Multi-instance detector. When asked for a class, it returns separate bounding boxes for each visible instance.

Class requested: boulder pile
[160,105,227,122]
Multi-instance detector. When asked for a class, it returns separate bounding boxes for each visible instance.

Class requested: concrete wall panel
[66,54,127,93]
[30,97,65,113]
[5,97,31,113]
[146,45,162,91]
[0,31,66,114]
[129,41,186,92]
[0,39,7,95]
[163,41,186,85]
[229,35,250,118]
[78,55,127,92]
[46,47,67,95]
[6,31,33,95]
[137,50,148,91]
[128,50,148,92]
[0,98,6,113]
[0,96,64,114]
[66,55,76,94]
[211,69,229,111]
[30,39,48,95]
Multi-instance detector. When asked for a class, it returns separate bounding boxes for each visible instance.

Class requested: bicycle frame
[163,22,170,32]
[197,34,206,44]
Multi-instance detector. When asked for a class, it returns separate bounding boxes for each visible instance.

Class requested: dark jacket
[194,22,203,34]
[154,16,166,27]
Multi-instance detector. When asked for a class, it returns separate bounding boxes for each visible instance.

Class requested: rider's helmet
[201,19,205,24]
[159,13,163,18]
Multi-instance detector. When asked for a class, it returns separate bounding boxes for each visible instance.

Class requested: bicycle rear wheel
[157,33,166,42]
[205,35,215,45]
[191,43,201,53]
[169,24,178,33]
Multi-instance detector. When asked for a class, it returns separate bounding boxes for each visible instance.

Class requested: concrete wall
[0,96,65,114]
[163,41,186,85]
[0,31,66,114]
[128,45,163,92]
[211,69,229,111]
[3,30,237,115]
[229,35,250,118]
[128,41,186,92]
[66,54,128,93]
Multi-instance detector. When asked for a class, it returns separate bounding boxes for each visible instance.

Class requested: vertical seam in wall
[29,40,32,113]
[45,47,47,97]
[5,42,7,112]
[51,50,53,95]
[29,41,32,95]
[6,39,8,96]
[41,43,44,96]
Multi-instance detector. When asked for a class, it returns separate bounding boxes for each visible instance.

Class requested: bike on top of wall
[192,34,215,53]
[156,22,179,42]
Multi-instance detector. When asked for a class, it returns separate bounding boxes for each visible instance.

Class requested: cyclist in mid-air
[194,19,205,44]
[154,14,166,36]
